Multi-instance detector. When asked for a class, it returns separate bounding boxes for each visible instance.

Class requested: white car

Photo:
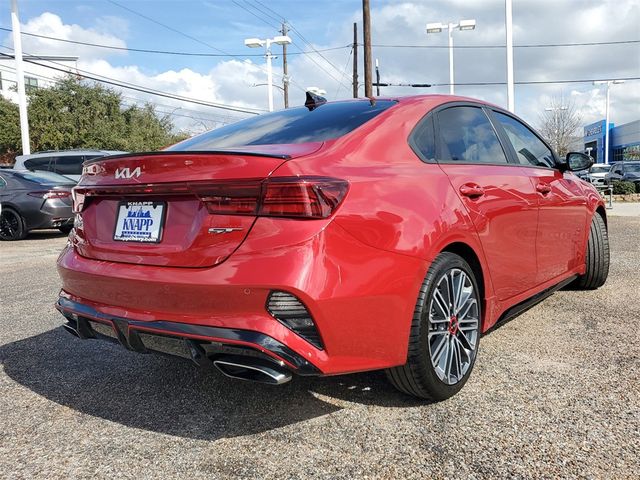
[14,149,127,182]
[586,164,613,187]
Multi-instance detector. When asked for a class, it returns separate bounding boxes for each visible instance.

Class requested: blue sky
[1,1,638,133]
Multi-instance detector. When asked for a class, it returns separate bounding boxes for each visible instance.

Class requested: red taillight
[28,190,71,200]
[260,178,348,218]
[196,177,348,219]
[72,177,348,219]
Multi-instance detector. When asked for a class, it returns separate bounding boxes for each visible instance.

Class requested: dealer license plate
[113,201,165,243]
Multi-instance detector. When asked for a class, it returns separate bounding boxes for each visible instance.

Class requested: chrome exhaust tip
[213,355,292,385]
[62,322,80,337]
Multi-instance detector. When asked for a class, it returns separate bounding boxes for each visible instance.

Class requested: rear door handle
[459,183,485,198]
[536,183,552,194]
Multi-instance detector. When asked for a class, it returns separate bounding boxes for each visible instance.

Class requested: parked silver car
[14,149,127,182]
[586,163,614,187]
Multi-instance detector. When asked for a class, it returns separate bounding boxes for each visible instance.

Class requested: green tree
[0,96,21,158]
[0,76,188,160]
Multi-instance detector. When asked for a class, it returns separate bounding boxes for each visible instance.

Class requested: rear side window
[14,171,75,184]
[437,106,508,164]
[24,157,53,171]
[409,115,436,162]
[493,112,556,168]
[53,155,85,175]
[0,175,6,188]
[167,100,397,150]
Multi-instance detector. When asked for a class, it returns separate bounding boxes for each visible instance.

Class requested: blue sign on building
[583,119,640,164]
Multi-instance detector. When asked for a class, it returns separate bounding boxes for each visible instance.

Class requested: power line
[333,46,354,100]
[230,0,280,30]
[245,2,352,90]
[0,46,265,114]
[106,0,303,92]
[0,26,350,57]
[371,39,640,49]
[428,77,640,87]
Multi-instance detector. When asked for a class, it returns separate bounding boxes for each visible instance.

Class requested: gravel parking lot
[1,211,639,479]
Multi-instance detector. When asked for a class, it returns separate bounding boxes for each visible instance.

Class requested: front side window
[167,100,396,151]
[493,111,556,169]
[436,106,508,164]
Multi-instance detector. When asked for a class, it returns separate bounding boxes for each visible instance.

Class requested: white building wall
[0,57,78,103]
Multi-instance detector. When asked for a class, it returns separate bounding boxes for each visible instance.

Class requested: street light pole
[505,0,515,112]
[447,23,454,95]
[426,19,476,96]
[593,80,625,165]
[10,0,30,154]
[265,39,274,112]
[245,35,292,112]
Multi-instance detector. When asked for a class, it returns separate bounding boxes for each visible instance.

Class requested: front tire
[386,252,481,400]
[0,208,27,241]
[574,213,609,289]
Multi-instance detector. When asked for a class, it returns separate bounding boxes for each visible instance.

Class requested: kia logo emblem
[115,167,142,179]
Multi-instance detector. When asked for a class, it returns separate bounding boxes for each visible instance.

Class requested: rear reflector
[73,176,348,219]
[267,291,324,349]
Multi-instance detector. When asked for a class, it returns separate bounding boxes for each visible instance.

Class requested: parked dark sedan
[606,161,640,185]
[0,169,75,240]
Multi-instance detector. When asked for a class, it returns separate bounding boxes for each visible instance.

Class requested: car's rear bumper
[56,219,427,375]
[56,294,321,375]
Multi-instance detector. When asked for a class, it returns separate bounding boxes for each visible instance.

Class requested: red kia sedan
[56,95,609,400]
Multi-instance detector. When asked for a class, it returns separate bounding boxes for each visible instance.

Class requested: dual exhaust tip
[63,320,292,385]
[213,357,292,385]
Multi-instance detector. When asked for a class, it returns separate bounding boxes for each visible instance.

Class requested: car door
[609,164,623,183]
[433,104,540,301]
[489,110,588,285]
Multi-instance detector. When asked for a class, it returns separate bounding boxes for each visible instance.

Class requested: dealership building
[583,119,640,163]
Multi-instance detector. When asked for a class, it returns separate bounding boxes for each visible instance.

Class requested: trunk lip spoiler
[84,150,292,165]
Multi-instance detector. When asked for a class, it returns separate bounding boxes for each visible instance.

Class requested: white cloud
[3,3,639,135]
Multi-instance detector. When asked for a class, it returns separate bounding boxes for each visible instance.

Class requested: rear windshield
[14,171,75,184]
[167,100,397,151]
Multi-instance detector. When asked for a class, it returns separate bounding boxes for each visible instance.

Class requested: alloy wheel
[0,210,23,240]
[428,268,479,385]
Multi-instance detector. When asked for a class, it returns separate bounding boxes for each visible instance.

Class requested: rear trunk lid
[72,144,322,267]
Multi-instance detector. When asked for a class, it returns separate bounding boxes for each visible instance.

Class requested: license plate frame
[113,201,166,243]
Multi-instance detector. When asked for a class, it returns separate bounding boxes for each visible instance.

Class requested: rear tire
[0,208,27,241]
[574,213,609,289]
[386,252,481,401]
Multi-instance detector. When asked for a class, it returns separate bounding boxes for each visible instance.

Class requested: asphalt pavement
[1,213,639,479]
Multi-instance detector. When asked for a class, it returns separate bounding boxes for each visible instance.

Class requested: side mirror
[565,152,594,172]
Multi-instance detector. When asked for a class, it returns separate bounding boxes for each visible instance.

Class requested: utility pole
[280,22,289,108]
[362,0,372,97]
[352,22,358,98]
[375,59,380,96]
[10,0,30,154]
